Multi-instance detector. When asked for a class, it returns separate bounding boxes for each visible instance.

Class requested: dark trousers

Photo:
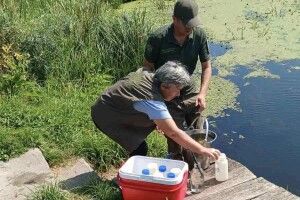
[129,141,148,156]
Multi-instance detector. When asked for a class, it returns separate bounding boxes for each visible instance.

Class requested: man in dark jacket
[91,61,220,163]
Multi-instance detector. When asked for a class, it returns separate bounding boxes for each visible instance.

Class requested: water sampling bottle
[215,153,228,181]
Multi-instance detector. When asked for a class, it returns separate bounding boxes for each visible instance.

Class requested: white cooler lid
[119,156,188,185]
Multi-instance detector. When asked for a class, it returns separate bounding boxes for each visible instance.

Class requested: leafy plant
[20,33,57,85]
[27,184,68,200]
[0,44,29,95]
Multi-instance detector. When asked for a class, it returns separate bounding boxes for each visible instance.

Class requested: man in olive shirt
[144,0,211,112]
[144,0,212,169]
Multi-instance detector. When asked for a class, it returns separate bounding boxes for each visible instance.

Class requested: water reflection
[211,59,300,195]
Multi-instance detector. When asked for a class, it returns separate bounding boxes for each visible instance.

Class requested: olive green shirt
[144,24,210,74]
[145,24,210,74]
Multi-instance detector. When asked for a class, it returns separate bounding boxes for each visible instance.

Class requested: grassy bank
[0,0,153,165]
[0,0,238,167]
[0,0,240,199]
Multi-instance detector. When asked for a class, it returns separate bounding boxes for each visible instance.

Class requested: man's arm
[196,60,212,110]
[154,118,220,160]
[144,31,161,72]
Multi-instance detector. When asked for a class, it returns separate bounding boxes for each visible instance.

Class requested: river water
[209,43,300,195]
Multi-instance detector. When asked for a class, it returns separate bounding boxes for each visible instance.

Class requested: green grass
[28,184,68,200]
[0,0,167,167]
[27,180,123,200]
[73,180,122,200]
[1,0,152,83]
[0,74,132,169]
[0,0,241,199]
[0,0,239,173]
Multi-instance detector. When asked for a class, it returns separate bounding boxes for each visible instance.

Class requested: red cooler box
[118,156,188,200]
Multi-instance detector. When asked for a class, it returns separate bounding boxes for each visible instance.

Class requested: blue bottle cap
[167,172,176,178]
[142,169,150,175]
[159,165,166,172]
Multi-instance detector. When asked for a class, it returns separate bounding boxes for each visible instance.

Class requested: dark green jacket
[91,69,163,152]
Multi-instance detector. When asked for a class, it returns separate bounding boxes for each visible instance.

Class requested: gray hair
[153,61,190,87]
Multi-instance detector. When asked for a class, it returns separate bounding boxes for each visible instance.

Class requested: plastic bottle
[152,171,164,178]
[215,153,229,181]
[170,168,181,177]
[147,163,158,174]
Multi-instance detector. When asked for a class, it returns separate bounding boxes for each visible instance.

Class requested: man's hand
[199,147,221,161]
[197,60,211,111]
[195,93,206,111]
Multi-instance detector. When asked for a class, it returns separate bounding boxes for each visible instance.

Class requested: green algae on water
[118,0,173,28]
[195,0,300,77]
[244,68,280,79]
[204,76,240,117]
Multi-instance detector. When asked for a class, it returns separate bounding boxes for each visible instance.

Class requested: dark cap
[173,0,200,28]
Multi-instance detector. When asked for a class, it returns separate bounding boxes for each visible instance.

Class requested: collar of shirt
[167,24,194,46]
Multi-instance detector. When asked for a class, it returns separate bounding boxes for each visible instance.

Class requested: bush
[20,33,57,85]
[0,44,30,95]
[1,1,153,83]
[0,11,30,95]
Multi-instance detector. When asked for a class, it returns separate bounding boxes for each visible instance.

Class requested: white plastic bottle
[152,171,164,178]
[147,163,158,175]
[215,153,229,181]
[170,168,181,177]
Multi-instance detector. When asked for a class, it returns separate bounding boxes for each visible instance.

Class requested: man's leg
[129,141,148,156]
[165,80,206,170]
[165,100,197,170]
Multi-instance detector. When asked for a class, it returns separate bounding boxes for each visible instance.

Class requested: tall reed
[1,0,153,83]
